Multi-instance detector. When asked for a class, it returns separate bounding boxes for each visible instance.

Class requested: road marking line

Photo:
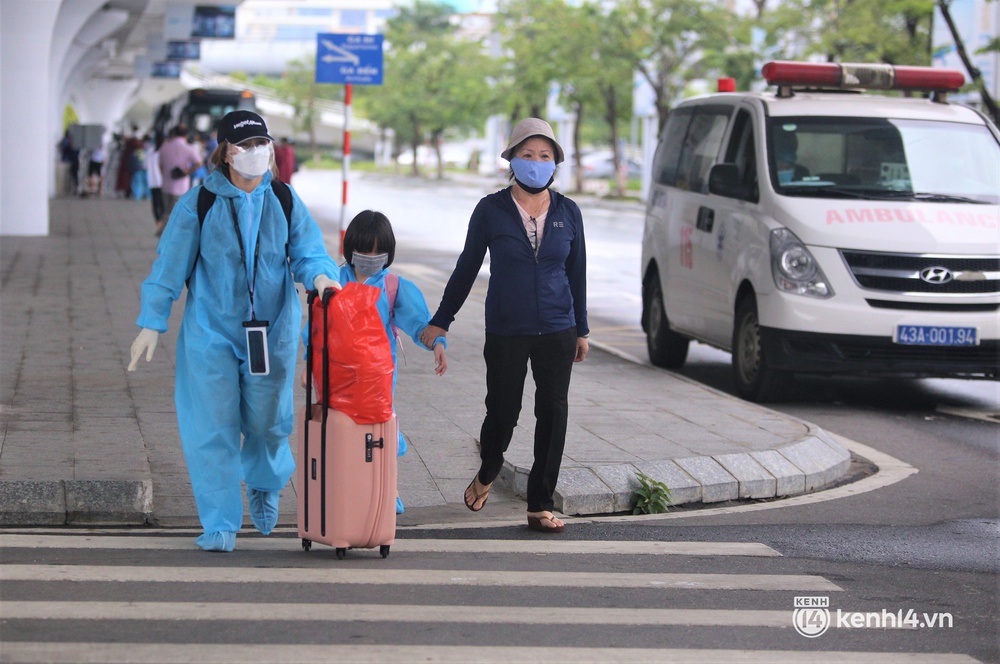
[1,565,840,591]
[935,405,1000,424]
[0,535,779,557]
[1,601,791,626]
[0,643,978,663]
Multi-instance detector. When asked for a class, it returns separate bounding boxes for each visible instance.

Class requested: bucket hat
[217,110,274,145]
[501,118,564,164]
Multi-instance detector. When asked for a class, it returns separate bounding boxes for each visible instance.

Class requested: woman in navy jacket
[421,118,588,533]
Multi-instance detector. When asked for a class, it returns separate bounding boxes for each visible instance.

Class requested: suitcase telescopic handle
[305,290,318,422]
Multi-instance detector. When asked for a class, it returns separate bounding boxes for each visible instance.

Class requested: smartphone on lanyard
[243,320,270,376]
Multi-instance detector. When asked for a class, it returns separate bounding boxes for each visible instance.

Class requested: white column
[1,0,60,235]
[50,0,108,198]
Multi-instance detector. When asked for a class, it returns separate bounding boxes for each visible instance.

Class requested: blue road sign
[315,33,384,85]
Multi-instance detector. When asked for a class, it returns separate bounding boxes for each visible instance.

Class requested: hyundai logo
[920,266,953,284]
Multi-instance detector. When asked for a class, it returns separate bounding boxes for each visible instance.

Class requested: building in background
[194,1,395,76]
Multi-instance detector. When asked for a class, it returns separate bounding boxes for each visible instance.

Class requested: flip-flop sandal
[527,513,564,534]
[463,477,491,512]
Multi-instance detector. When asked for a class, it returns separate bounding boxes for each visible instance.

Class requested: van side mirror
[709,163,752,199]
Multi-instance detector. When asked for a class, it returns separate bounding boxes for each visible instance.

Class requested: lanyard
[227,196,263,322]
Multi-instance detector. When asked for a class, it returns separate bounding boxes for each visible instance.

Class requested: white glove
[128,328,159,371]
[314,274,341,294]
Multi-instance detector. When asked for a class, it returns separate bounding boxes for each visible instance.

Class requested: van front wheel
[645,278,689,368]
[732,297,788,402]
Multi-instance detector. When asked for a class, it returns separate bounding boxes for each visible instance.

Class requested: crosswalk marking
[2,564,841,591]
[2,601,791,627]
[0,643,979,664]
[5,534,976,662]
[0,534,780,556]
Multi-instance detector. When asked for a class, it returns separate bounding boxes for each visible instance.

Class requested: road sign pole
[315,33,383,257]
[338,83,352,258]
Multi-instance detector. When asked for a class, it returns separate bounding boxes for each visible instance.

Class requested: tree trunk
[937,0,1000,124]
[410,141,421,177]
[432,131,445,180]
[573,100,584,194]
[606,86,626,197]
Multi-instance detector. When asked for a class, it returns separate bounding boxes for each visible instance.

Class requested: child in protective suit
[305,210,447,513]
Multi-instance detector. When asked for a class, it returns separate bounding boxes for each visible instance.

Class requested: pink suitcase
[298,289,397,559]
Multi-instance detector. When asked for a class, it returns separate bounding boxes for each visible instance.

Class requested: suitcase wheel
[380,545,390,559]
[335,547,347,560]
[301,539,312,552]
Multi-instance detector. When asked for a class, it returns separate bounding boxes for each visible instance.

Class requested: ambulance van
[640,61,1000,402]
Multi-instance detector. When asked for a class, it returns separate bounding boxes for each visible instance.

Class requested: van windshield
[766,117,1000,204]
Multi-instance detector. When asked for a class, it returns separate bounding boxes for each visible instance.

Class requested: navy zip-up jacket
[430,187,588,337]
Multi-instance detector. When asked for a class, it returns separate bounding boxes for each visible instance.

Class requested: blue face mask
[510,157,556,191]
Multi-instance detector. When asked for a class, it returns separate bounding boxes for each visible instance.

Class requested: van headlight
[769,228,834,298]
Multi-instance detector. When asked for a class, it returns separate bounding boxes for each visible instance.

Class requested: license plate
[894,325,978,346]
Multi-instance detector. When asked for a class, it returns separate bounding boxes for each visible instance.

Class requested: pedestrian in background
[146,134,165,230]
[157,125,203,236]
[274,137,295,185]
[86,143,105,197]
[189,135,208,187]
[128,110,340,552]
[59,129,80,196]
[116,128,142,199]
[129,135,150,201]
[420,118,589,534]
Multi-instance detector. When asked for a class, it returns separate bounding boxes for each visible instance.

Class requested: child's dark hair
[343,210,395,267]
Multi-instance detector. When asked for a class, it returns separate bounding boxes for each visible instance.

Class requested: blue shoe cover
[196,531,236,552]
[396,496,405,514]
[397,431,407,457]
[247,487,280,535]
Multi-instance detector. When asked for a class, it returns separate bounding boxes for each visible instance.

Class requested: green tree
[267,54,340,162]
[549,2,603,192]
[937,0,999,123]
[762,0,935,66]
[422,39,496,178]
[552,2,636,194]
[357,0,496,177]
[589,2,644,194]
[698,11,761,93]
[494,0,570,121]
[614,0,730,131]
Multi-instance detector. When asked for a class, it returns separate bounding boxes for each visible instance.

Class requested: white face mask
[231,143,273,178]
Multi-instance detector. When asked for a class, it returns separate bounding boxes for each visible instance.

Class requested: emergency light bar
[762,61,966,92]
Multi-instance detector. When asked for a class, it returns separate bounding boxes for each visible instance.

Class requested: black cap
[217,110,273,145]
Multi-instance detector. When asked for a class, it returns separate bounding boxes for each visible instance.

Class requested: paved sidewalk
[0,185,851,528]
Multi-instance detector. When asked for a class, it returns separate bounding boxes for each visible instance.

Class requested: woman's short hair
[343,209,395,267]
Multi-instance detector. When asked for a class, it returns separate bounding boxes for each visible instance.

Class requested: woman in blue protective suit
[128,111,339,552]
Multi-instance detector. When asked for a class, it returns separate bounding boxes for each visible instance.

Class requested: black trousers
[477,328,577,512]
[150,188,164,223]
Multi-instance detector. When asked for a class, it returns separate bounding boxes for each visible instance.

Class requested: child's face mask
[352,252,388,277]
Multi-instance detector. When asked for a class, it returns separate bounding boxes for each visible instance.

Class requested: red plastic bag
[309,282,394,424]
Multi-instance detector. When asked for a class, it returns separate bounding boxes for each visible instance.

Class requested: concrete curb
[501,424,852,516]
[0,479,153,526]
